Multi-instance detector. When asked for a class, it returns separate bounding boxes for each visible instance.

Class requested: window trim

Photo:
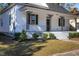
[58,16,65,27]
[30,14,36,25]
[29,14,38,25]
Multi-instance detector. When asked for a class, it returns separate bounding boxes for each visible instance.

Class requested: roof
[18,3,49,10]
[47,3,71,14]
[19,3,71,14]
[0,3,72,15]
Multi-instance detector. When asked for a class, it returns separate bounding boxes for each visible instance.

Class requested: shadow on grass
[0,41,46,56]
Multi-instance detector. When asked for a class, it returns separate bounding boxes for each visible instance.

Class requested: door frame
[46,15,52,31]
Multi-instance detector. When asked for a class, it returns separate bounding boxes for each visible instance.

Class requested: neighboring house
[0,3,79,39]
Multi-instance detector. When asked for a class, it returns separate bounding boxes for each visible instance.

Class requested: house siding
[0,4,75,33]
[22,6,72,32]
[0,10,9,32]
[15,5,27,32]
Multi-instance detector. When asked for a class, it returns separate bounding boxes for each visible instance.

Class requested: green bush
[69,32,79,38]
[19,30,27,42]
[42,33,48,39]
[49,33,56,39]
[32,33,39,39]
[15,33,21,40]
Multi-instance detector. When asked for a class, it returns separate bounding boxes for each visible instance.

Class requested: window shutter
[63,19,65,26]
[36,15,38,25]
[26,13,30,29]
[27,13,30,24]
[59,18,61,26]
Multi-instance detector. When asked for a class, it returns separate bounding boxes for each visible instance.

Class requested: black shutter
[36,15,38,25]
[63,19,65,26]
[59,18,60,26]
[62,17,65,27]
[26,13,30,29]
[28,13,30,24]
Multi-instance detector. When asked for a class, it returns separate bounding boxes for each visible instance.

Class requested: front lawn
[70,38,79,41]
[33,40,79,56]
[0,40,79,56]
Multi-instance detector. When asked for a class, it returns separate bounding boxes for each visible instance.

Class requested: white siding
[15,5,26,32]
[22,6,72,32]
[0,4,74,33]
[0,10,9,32]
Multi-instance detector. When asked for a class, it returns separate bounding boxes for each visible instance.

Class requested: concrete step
[52,32,69,40]
[27,31,69,40]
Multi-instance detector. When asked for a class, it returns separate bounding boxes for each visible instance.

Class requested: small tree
[19,30,27,42]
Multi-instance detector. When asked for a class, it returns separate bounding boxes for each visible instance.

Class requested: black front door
[46,19,50,31]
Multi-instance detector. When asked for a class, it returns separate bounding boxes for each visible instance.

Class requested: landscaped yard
[0,40,79,56]
[33,40,79,56]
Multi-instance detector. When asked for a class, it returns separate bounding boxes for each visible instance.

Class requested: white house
[0,3,79,39]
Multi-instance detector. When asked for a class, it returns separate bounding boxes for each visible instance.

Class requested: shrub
[15,33,21,40]
[19,30,27,42]
[69,32,79,38]
[69,25,76,31]
[42,33,48,39]
[32,33,39,39]
[49,33,56,39]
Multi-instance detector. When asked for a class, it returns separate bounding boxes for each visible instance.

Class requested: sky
[74,3,79,9]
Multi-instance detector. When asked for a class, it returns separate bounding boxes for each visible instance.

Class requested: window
[0,17,3,27]
[29,14,38,25]
[9,14,12,25]
[13,21,16,30]
[30,14,36,24]
[58,16,65,27]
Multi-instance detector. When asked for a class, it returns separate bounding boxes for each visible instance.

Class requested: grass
[33,40,79,56]
[70,38,79,41]
[0,40,79,56]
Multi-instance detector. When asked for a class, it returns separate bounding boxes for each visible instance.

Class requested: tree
[70,7,79,30]
[0,3,3,13]
[60,3,76,11]
[0,3,11,14]
[70,8,79,15]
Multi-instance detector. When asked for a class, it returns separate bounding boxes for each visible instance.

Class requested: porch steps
[27,31,69,40]
[52,32,69,40]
